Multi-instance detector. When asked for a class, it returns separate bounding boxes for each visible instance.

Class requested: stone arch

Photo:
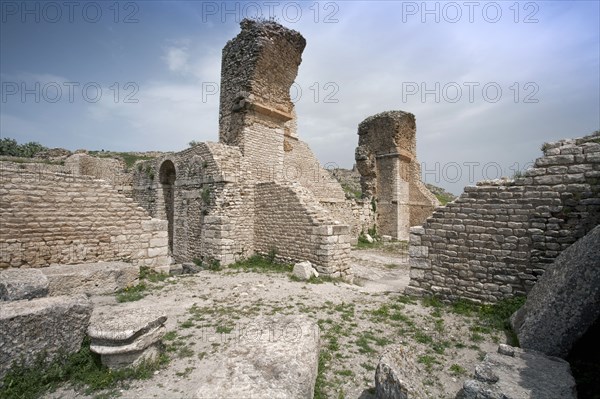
[159,160,176,253]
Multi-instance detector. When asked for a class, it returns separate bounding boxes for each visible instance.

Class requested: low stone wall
[407,134,600,302]
[255,182,351,277]
[0,164,169,269]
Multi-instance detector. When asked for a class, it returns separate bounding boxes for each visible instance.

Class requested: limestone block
[42,262,139,296]
[459,346,576,399]
[88,308,167,369]
[374,344,427,399]
[511,225,600,357]
[0,268,48,301]
[293,261,315,280]
[0,295,92,380]
[194,315,319,399]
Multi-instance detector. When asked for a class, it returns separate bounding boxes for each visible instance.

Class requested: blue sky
[1,1,599,194]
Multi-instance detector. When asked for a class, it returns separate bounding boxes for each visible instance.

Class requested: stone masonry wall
[407,133,600,302]
[283,136,346,203]
[132,143,255,265]
[254,182,351,277]
[64,153,133,195]
[0,163,169,269]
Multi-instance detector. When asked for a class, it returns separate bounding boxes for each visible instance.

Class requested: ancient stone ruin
[1,17,598,399]
[356,111,439,241]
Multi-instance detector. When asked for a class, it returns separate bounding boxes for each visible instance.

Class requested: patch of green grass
[417,354,440,372]
[335,369,354,377]
[314,350,332,399]
[215,325,234,334]
[1,338,168,398]
[115,283,147,302]
[355,331,390,354]
[414,331,433,345]
[360,362,376,371]
[163,331,178,341]
[229,254,292,273]
[180,320,194,329]
[449,364,466,376]
[177,346,195,358]
[421,296,444,308]
[471,333,484,342]
[140,266,169,283]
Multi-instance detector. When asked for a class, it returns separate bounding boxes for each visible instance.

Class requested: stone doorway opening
[159,160,176,254]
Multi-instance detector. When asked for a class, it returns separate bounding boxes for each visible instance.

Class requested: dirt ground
[46,248,506,399]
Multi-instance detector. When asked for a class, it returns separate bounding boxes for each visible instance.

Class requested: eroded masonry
[0,19,438,278]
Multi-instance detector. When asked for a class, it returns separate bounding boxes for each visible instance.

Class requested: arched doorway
[159,160,176,254]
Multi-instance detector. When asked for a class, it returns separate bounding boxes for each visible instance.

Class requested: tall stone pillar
[355,111,439,240]
[218,19,306,182]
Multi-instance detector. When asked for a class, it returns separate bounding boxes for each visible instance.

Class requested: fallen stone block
[374,344,427,399]
[169,264,183,275]
[88,308,167,369]
[182,262,203,274]
[0,295,92,381]
[293,261,316,280]
[41,261,139,296]
[195,315,319,399]
[459,345,576,399]
[511,225,600,357]
[0,268,48,301]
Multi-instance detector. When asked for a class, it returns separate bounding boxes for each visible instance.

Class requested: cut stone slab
[460,345,576,399]
[0,268,48,301]
[511,225,600,357]
[374,344,427,399]
[194,315,319,399]
[0,295,92,381]
[88,308,167,369]
[41,261,139,296]
[293,261,315,280]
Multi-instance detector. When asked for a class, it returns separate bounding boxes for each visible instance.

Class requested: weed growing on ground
[1,338,168,399]
[229,254,292,273]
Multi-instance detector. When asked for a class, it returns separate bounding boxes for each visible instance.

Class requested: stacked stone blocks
[407,134,600,302]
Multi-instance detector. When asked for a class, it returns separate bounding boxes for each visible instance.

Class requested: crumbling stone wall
[0,162,169,269]
[407,133,600,302]
[355,111,439,240]
[254,182,351,277]
[64,153,132,194]
[219,19,305,182]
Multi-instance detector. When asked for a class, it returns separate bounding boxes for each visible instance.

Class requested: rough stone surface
[194,315,319,399]
[0,295,92,381]
[511,225,600,357]
[88,308,167,369]
[293,261,315,280]
[408,133,600,302]
[356,111,439,240]
[42,262,139,296]
[374,344,427,399]
[459,345,576,399]
[0,268,48,301]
